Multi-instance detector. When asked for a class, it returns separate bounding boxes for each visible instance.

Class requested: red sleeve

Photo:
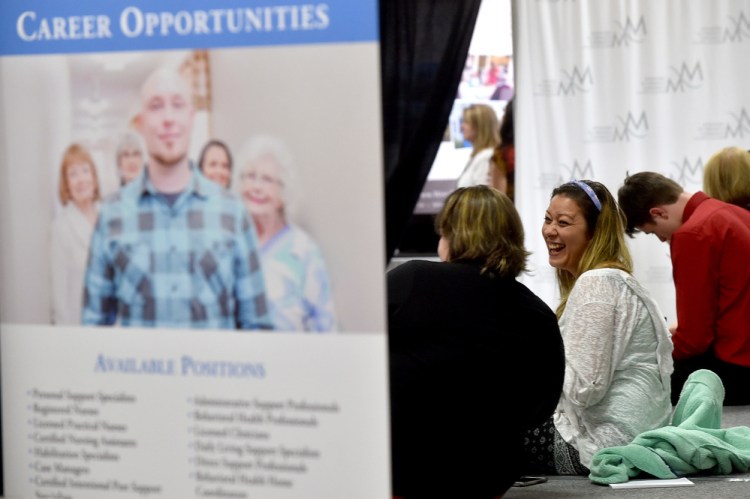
[670,229,719,359]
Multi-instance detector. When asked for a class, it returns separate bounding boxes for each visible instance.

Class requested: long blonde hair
[551,180,632,318]
[462,104,500,158]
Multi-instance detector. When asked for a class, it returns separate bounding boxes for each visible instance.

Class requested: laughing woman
[523,180,674,475]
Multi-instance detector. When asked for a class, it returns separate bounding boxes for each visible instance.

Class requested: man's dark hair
[617,172,683,236]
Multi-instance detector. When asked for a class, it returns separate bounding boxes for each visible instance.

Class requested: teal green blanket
[589,369,750,484]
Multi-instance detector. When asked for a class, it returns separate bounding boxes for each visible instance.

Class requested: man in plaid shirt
[82,67,271,330]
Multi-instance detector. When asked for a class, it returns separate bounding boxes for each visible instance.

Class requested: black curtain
[380,0,482,261]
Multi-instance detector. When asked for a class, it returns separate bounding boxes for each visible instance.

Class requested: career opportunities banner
[0,1,389,497]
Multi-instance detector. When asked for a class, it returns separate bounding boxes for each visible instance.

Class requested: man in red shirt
[618,172,750,405]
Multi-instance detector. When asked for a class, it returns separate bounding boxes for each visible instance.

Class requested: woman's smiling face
[542,194,592,277]
[239,155,284,218]
[66,160,96,206]
[201,144,232,188]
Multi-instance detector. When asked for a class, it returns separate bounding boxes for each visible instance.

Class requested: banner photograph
[0,45,385,333]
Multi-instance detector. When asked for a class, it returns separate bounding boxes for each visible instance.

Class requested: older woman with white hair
[235,135,337,332]
[114,130,146,186]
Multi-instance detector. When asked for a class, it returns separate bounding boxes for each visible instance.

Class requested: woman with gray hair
[115,130,145,185]
[235,135,337,332]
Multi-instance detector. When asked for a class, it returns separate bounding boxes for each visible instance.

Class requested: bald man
[82,68,271,330]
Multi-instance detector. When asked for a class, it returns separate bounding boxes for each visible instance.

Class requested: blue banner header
[0,0,378,56]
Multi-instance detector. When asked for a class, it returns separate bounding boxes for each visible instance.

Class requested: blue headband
[571,180,602,212]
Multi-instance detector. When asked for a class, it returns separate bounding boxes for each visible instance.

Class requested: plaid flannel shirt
[82,167,272,330]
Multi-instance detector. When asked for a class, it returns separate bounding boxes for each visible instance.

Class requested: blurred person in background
[199,139,233,189]
[490,97,515,200]
[115,130,145,186]
[236,135,336,332]
[50,143,101,325]
[456,103,500,188]
[83,67,270,330]
[703,146,750,210]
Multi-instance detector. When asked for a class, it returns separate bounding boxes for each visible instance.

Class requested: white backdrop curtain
[514,0,750,321]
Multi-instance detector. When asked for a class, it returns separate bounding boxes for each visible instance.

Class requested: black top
[388,260,564,497]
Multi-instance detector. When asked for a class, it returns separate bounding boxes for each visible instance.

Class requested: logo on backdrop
[587,15,646,48]
[639,61,703,94]
[560,159,595,181]
[538,159,595,191]
[534,65,593,96]
[696,107,750,140]
[537,160,595,190]
[695,11,750,44]
[586,111,649,143]
[669,156,704,187]
[537,172,564,190]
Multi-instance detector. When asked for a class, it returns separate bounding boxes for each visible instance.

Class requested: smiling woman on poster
[50,143,101,325]
[198,139,233,189]
[236,135,337,332]
[115,130,145,186]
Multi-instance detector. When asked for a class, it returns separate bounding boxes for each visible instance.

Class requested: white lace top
[553,268,674,467]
